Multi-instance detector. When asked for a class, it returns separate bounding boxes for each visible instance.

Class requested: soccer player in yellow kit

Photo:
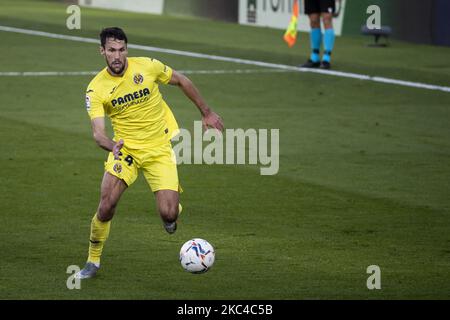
[76,27,223,279]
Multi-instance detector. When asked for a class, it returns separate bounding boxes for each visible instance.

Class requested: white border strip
[1,25,449,93]
[0,71,98,76]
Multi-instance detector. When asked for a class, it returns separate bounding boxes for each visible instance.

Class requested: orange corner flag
[283,0,299,47]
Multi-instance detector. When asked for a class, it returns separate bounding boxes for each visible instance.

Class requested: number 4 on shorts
[124,155,133,166]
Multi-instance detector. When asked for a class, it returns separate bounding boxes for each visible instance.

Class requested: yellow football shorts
[104,142,181,193]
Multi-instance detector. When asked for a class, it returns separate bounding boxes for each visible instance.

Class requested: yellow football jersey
[85,57,179,148]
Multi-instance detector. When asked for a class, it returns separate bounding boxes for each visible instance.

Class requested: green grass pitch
[0,0,449,299]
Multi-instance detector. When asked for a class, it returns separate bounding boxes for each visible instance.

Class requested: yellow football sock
[87,213,111,266]
[178,203,183,216]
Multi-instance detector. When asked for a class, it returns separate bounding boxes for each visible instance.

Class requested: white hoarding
[239,0,346,36]
[79,0,164,15]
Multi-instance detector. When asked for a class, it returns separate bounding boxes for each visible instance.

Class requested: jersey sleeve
[85,87,104,119]
[151,59,173,84]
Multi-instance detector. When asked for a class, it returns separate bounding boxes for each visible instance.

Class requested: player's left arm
[169,70,224,131]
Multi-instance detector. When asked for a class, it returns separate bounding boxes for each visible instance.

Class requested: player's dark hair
[100,27,128,47]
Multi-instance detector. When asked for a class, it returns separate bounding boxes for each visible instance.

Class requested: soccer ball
[179,238,215,274]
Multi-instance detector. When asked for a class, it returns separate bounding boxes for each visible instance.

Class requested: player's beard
[108,59,126,75]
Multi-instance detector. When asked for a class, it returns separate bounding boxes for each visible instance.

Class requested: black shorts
[304,0,335,15]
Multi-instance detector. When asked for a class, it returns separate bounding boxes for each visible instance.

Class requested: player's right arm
[91,117,123,159]
[86,84,123,159]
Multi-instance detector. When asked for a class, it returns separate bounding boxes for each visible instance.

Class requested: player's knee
[159,204,178,223]
[98,198,117,221]
[309,14,320,28]
[321,15,333,29]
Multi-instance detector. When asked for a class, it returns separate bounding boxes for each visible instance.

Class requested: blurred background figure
[301,0,337,69]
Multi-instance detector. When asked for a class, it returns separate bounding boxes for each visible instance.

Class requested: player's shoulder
[129,56,166,69]
[129,56,153,65]
[86,68,109,92]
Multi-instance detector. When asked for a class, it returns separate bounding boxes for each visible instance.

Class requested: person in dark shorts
[301,0,336,69]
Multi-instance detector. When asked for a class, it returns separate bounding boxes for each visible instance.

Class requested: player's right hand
[113,139,124,160]
[202,111,224,132]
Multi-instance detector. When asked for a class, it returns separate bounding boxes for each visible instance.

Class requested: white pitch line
[0,25,449,93]
[180,69,293,75]
[0,69,293,76]
[0,71,98,76]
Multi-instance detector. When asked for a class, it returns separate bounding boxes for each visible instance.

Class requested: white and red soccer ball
[179,238,215,274]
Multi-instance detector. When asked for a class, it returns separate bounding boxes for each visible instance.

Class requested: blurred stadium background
[0,0,449,299]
